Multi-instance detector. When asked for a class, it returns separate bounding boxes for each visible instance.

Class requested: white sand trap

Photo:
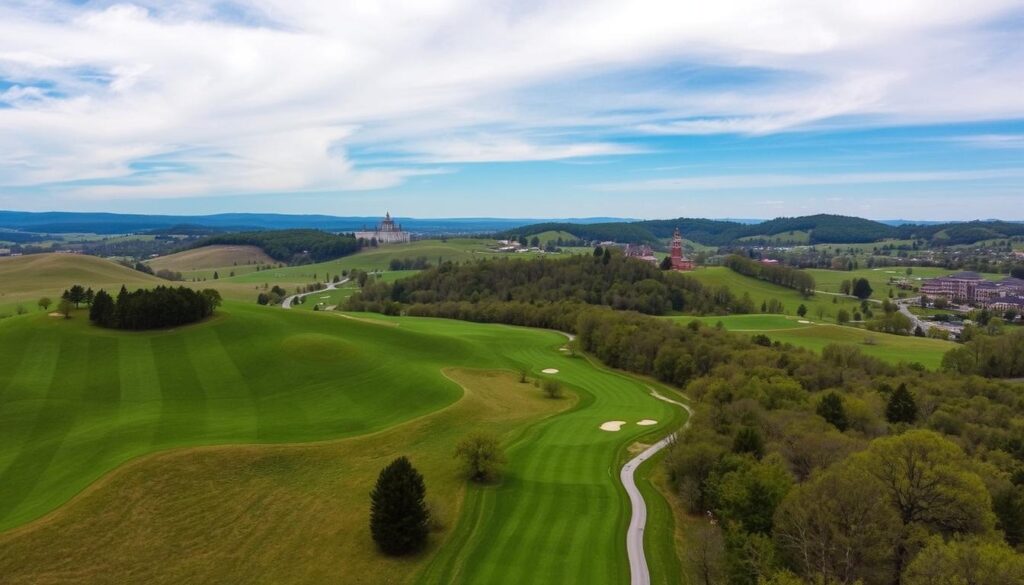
[798,320,811,324]
[637,419,658,426]
[600,421,627,431]
[559,348,568,352]
[541,368,559,374]
[48,312,63,318]
[319,295,330,299]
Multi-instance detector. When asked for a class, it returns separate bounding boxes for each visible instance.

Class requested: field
[737,230,810,245]
[0,254,163,316]
[806,266,1004,300]
[146,245,275,275]
[668,313,955,369]
[0,301,685,583]
[687,266,863,321]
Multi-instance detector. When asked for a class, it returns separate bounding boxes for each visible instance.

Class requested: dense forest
[346,252,755,316]
[346,254,1024,584]
[193,229,360,263]
[89,286,221,330]
[505,215,1024,247]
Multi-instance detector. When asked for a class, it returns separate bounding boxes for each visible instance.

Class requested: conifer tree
[369,456,429,555]
[816,392,848,431]
[886,383,918,424]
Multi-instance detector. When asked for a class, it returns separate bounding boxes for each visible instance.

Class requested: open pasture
[687,266,862,321]
[806,266,1004,300]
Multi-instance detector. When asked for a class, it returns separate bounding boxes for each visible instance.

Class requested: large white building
[354,212,411,244]
[920,271,1024,309]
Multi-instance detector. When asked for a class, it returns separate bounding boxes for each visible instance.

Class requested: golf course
[0,292,686,584]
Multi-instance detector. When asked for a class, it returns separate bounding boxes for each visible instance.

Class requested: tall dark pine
[89,290,116,328]
[852,278,873,300]
[886,383,918,424]
[816,392,848,431]
[369,456,429,555]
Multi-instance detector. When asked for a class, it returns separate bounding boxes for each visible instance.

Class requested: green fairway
[666,314,954,369]
[687,266,862,321]
[0,302,685,583]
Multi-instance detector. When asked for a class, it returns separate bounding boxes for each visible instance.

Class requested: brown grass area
[147,245,275,272]
[0,369,573,585]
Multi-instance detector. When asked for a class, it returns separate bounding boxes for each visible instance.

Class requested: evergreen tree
[852,278,873,300]
[816,392,848,431]
[732,427,765,459]
[797,304,807,318]
[660,256,672,270]
[886,383,918,424]
[68,284,86,307]
[602,248,611,265]
[369,456,430,555]
[89,290,116,327]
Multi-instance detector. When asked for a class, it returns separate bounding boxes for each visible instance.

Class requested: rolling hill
[0,253,163,314]
[146,245,276,273]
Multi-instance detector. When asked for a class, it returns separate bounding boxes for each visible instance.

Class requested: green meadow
[806,266,1005,300]
[0,300,685,583]
[667,313,955,369]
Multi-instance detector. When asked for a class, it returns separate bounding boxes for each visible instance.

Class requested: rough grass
[0,253,162,315]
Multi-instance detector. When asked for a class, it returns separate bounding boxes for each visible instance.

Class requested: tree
[852,278,873,300]
[454,433,507,482]
[369,456,430,555]
[68,284,86,307]
[903,538,1024,585]
[37,297,51,311]
[886,383,918,424]
[593,245,603,257]
[840,279,852,295]
[914,325,925,337]
[796,304,807,318]
[57,298,73,319]
[774,461,900,585]
[816,392,848,431]
[89,290,116,327]
[602,247,611,265]
[732,427,765,459]
[530,236,540,248]
[213,271,219,280]
[542,379,563,399]
[660,256,672,270]
[836,309,850,325]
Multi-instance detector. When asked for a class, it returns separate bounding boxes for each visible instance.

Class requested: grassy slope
[0,306,684,584]
[146,245,275,274]
[667,313,954,369]
[0,254,163,315]
[807,266,1005,300]
[688,266,862,321]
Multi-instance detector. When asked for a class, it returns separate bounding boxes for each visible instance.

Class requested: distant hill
[504,214,1024,246]
[0,253,163,311]
[147,246,276,273]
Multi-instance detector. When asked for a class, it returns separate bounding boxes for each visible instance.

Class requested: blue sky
[0,1,1022,220]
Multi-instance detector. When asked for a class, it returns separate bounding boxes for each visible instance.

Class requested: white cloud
[592,169,1024,192]
[0,0,1021,201]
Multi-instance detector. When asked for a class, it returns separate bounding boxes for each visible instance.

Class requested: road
[281,278,348,309]
[622,388,693,585]
[895,296,930,333]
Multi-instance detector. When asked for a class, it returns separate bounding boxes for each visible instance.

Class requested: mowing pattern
[413,325,681,585]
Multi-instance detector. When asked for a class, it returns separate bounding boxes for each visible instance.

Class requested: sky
[0,1,1022,220]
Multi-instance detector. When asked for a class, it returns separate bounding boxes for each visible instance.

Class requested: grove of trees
[89,286,221,330]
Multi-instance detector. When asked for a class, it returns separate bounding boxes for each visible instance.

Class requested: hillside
[147,245,276,272]
[0,253,162,313]
[506,214,1024,246]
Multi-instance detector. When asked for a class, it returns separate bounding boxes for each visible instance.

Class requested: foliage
[454,433,507,482]
[542,379,563,399]
[903,538,1024,585]
[369,456,430,555]
[852,277,873,299]
[724,255,816,295]
[815,392,848,431]
[88,285,218,330]
[942,328,1024,377]
[885,383,918,424]
[195,229,360,264]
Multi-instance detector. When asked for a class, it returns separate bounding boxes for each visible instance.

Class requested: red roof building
[669,228,694,271]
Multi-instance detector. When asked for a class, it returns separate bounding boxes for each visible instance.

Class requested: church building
[354,212,411,244]
[669,228,694,271]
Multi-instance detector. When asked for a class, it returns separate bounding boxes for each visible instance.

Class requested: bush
[542,379,563,399]
[454,433,507,482]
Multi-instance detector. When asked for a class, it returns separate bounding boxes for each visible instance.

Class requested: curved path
[622,388,692,585]
[281,278,348,309]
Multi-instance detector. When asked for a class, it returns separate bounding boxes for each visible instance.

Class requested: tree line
[723,254,816,295]
[193,229,360,264]
[347,252,755,317]
[89,286,221,330]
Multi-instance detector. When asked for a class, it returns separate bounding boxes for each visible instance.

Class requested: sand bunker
[559,347,568,352]
[637,419,657,426]
[541,368,559,374]
[600,421,626,431]
[798,320,811,324]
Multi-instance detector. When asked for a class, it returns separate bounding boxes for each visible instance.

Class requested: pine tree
[886,383,918,424]
[816,392,848,431]
[369,456,429,555]
[732,427,765,459]
[89,290,116,327]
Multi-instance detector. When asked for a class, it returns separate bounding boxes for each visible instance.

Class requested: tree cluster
[723,255,816,296]
[194,229,360,264]
[89,285,220,330]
